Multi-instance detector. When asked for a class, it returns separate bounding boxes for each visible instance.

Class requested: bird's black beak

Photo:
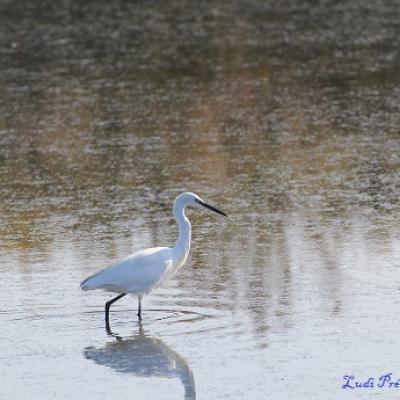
[196,199,228,217]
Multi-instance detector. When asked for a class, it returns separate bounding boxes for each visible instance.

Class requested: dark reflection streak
[245,219,271,343]
[280,227,292,311]
[84,323,196,400]
[319,225,342,316]
[274,223,292,324]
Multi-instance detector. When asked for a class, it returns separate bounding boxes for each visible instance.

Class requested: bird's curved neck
[173,202,191,263]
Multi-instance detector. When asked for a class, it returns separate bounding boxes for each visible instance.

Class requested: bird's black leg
[105,293,126,334]
[138,295,143,321]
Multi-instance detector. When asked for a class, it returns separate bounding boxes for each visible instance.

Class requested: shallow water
[2,1,400,399]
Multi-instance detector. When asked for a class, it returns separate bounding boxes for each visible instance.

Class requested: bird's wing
[80,247,173,294]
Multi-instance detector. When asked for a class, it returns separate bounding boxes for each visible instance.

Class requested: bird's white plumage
[81,247,174,294]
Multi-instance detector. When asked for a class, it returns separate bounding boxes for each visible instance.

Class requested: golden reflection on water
[1,0,400,352]
[2,76,400,342]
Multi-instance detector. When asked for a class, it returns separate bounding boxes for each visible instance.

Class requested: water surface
[1,1,400,399]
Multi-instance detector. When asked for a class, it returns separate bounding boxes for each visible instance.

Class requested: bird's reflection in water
[83,324,196,400]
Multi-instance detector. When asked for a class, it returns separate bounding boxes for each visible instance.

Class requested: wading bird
[80,192,227,333]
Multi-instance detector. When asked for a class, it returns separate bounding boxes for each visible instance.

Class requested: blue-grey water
[2,1,400,399]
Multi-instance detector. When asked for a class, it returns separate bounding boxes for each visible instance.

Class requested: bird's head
[174,192,228,217]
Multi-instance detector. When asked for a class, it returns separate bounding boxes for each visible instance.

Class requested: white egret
[80,192,227,332]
